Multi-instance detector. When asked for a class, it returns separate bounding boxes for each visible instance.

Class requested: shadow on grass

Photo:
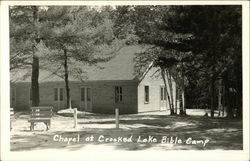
[11,114,243,151]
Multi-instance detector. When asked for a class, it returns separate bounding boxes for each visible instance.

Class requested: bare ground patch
[10,109,243,151]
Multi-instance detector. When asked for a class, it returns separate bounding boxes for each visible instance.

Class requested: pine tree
[113,5,242,118]
[10,6,48,106]
[39,6,122,109]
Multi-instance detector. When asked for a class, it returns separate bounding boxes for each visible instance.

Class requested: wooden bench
[28,106,53,131]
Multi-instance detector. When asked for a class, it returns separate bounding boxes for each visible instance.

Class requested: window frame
[115,86,123,103]
[59,88,63,101]
[144,85,149,103]
[160,86,167,101]
[81,87,85,101]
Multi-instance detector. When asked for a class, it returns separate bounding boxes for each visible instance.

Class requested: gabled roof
[11,45,149,83]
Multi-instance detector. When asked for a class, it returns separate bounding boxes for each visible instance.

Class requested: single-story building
[10,45,177,114]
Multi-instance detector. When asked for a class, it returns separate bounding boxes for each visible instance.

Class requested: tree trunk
[210,76,215,118]
[236,79,242,118]
[224,78,234,118]
[63,49,71,109]
[236,98,242,118]
[179,66,186,116]
[31,56,39,106]
[179,89,183,115]
[173,81,177,114]
[31,6,39,107]
[166,71,175,114]
[222,84,225,117]
[180,89,186,115]
[161,68,174,115]
[218,78,223,117]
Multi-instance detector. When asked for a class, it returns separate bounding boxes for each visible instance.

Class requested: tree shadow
[11,114,243,151]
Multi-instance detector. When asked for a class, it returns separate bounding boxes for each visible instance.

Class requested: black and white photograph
[0,1,249,161]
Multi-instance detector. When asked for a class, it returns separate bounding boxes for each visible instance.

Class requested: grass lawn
[10,109,243,151]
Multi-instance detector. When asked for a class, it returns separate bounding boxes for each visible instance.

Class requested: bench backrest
[30,106,53,118]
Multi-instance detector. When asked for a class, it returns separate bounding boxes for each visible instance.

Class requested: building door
[160,86,167,111]
[80,87,92,112]
[54,88,64,110]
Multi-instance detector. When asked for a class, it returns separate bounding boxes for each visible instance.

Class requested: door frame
[160,85,167,111]
[54,87,64,110]
[80,86,92,112]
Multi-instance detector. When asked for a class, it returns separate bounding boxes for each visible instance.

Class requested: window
[160,87,166,101]
[115,86,122,102]
[81,88,85,101]
[54,88,58,101]
[59,88,63,101]
[144,86,149,103]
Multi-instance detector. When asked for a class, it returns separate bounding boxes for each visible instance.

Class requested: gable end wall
[137,67,175,113]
